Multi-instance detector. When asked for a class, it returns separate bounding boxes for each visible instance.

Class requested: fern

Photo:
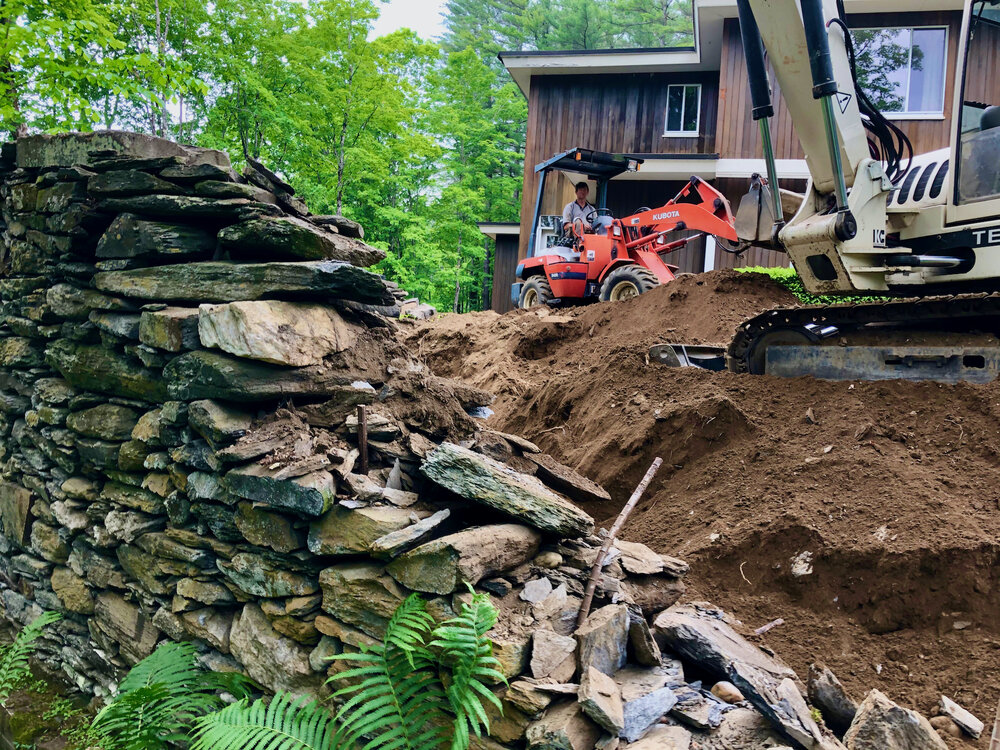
[91,641,253,750]
[0,611,60,706]
[429,591,507,750]
[329,593,450,750]
[191,693,336,750]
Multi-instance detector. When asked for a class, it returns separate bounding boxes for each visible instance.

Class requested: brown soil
[408,270,1000,746]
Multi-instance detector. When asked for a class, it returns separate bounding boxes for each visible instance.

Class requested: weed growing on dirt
[736,266,891,305]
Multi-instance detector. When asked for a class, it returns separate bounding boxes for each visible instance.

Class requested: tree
[851,28,916,112]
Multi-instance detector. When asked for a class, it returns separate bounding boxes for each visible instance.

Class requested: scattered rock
[616,666,678,742]
[938,695,983,738]
[531,629,578,682]
[844,690,947,750]
[809,663,858,735]
[526,700,602,750]
[578,665,624,734]
[308,505,420,556]
[576,605,629,677]
[710,680,745,704]
[528,453,611,505]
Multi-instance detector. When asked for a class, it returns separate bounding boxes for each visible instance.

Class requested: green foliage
[191,592,504,750]
[736,266,890,305]
[850,28,916,112]
[0,611,60,706]
[90,641,253,750]
[191,693,336,750]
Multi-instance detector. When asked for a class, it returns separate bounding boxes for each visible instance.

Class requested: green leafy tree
[850,28,919,112]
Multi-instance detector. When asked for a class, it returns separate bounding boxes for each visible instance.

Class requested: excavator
[664,0,1000,383]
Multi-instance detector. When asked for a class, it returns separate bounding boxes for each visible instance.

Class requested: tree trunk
[453,230,462,313]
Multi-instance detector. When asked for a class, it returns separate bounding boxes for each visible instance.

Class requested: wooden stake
[576,457,663,629]
[357,404,368,475]
[989,695,1000,750]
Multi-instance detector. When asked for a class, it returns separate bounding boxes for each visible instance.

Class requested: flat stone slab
[369,509,452,559]
[308,505,424,556]
[198,300,358,366]
[225,463,334,517]
[163,350,354,402]
[218,215,385,267]
[938,695,983,738]
[94,261,395,305]
[529,453,611,505]
[16,131,231,169]
[45,340,168,402]
[421,442,594,537]
[386,523,541,594]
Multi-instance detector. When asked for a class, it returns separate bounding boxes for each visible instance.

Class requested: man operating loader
[562,181,596,234]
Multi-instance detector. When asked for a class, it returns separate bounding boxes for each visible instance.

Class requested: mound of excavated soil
[408,270,1000,746]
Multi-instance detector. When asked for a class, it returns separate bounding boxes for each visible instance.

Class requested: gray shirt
[562,199,596,229]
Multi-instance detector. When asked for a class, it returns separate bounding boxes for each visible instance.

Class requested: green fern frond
[0,610,60,705]
[191,693,336,750]
[329,593,450,750]
[92,641,254,750]
[429,590,505,750]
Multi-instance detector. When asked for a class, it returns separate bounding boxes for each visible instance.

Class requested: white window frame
[663,83,702,138]
[853,25,949,119]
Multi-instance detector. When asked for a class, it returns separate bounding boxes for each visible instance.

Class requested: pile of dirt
[408,269,1000,746]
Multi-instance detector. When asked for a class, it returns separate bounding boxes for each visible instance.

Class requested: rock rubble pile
[0,132,981,750]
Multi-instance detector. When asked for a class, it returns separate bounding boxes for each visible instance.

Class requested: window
[850,26,947,115]
[665,84,701,136]
[956,7,1000,204]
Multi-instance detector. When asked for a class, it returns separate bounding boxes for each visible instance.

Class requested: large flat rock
[96,213,217,263]
[218,215,385,267]
[198,300,358,366]
[654,603,840,749]
[385,523,541,594]
[16,131,231,169]
[225,463,334,517]
[229,603,325,698]
[45,340,169,402]
[93,260,394,305]
[421,442,594,537]
[163,350,353,402]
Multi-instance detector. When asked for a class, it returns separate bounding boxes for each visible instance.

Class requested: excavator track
[726,292,1000,374]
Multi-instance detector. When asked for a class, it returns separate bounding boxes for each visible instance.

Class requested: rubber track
[726,291,1000,373]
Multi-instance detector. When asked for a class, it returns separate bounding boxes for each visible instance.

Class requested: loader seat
[546,246,581,262]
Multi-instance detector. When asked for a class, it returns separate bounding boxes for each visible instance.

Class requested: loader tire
[519,277,553,308]
[599,265,660,302]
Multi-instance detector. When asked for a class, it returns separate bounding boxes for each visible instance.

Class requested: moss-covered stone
[45,340,169,402]
[66,403,140,441]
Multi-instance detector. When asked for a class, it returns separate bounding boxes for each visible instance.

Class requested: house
[484,0,965,312]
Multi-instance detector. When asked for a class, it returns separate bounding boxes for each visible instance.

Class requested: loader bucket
[734,177,777,244]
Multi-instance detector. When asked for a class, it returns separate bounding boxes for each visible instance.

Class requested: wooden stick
[357,404,368,475]
[989,695,1000,750]
[755,618,785,636]
[576,457,663,628]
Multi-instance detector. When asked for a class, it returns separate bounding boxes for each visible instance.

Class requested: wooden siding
[717,12,964,160]
[491,234,520,313]
[518,70,721,258]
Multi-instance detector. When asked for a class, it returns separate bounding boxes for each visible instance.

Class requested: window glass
[851,26,947,114]
[665,84,700,134]
[956,8,1000,203]
[666,86,684,132]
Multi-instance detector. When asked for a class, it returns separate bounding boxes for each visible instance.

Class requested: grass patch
[735,266,891,305]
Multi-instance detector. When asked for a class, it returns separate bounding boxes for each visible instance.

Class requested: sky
[372,0,448,40]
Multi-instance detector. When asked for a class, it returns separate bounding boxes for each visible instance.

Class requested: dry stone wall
[0,132,698,748]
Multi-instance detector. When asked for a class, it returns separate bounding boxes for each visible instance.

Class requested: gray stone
[235,502,305,553]
[176,577,235,606]
[308,505,422,556]
[0,337,43,367]
[93,260,394,305]
[101,481,164,514]
[615,667,678,742]
[625,725,691,750]
[164,350,356,402]
[386,524,542,595]
[187,399,252,447]
[308,636,341,672]
[139,307,200,352]
[92,591,160,664]
[526,700,602,750]
[16,131,230,169]
[170,440,220,472]
[181,608,233,652]
[51,500,89,532]
[31,521,69,563]
[98,194,276,219]
[938,695,983,739]
[160,163,237,182]
[187,471,226,501]
[225,464,334,517]
[844,690,946,750]
[218,215,385,267]
[217,552,318,598]
[88,169,185,196]
[198,300,359,366]
[576,605,629,677]
[50,567,94,614]
[670,683,731,731]
[521,577,554,603]
[45,340,169,401]
[531,629,578,682]
[229,603,325,698]
[528,453,611,505]
[104,509,165,543]
[579,666,624,734]
[809,663,858,736]
[627,608,661,667]
[0,481,33,546]
[319,562,406,639]
[312,214,364,238]
[614,539,667,576]
[95,213,216,259]
[66,403,139,441]
[89,311,142,340]
[369,509,452,559]
[421,443,593,537]
[47,283,132,320]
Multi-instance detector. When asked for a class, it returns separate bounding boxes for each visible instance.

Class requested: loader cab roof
[534,147,644,181]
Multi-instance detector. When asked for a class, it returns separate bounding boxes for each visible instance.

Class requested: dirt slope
[408,270,1000,745]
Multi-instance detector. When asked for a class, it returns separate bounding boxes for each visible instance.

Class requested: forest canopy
[1,0,693,312]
